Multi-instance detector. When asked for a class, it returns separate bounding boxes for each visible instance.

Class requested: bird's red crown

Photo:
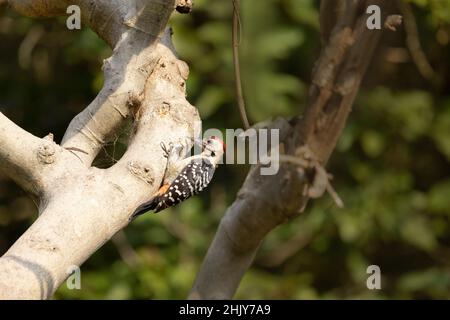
[210,136,226,151]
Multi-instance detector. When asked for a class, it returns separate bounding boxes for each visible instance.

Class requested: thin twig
[111,230,141,269]
[232,0,250,130]
[278,154,310,168]
[325,179,344,208]
[260,153,344,208]
[397,0,436,82]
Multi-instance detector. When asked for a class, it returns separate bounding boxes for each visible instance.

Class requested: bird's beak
[193,138,205,150]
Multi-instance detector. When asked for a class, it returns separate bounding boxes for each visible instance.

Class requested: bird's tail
[130,184,171,220]
[129,198,159,220]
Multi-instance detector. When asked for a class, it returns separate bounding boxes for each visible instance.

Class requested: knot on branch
[127,91,142,116]
[176,0,193,14]
[102,57,112,73]
[176,60,190,81]
[43,133,54,141]
[27,235,59,252]
[157,101,171,116]
[279,146,344,210]
[37,140,56,164]
[156,58,189,92]
[384,15,403,32]
[128,161,155,185]
[336,70,358,95]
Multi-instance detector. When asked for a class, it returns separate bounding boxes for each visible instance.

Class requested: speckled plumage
[131,136,225,219]
[133,158,216,215]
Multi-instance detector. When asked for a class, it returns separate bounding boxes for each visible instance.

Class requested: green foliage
[406,0,450,24]
[239,0,307,121]
[1,0,449,299]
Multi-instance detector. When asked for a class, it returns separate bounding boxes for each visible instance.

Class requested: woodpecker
[131,136,226,218]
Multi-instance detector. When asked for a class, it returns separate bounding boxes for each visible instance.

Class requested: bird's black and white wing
[132,158,216,217]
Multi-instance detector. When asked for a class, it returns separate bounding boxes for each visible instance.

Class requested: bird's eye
[207,140,211,144]
[211,151,216,157]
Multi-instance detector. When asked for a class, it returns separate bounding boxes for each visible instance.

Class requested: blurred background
[0,0,450,299]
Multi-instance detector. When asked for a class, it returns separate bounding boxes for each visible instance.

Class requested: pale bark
[0,0,200,299]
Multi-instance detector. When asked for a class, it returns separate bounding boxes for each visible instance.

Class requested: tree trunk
[0,0,200,299]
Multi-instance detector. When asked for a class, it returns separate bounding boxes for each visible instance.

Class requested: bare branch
[112,231,141,268]
[0,113,75,196]
[397,0,436,82]
[61,1,176,165]
[189,0,397,299]
[232,0,250,130]
[0,113,46,194]
[7,0,68,17]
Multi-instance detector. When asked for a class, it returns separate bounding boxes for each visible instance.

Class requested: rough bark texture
[189,0,399,299]
[0,0,200,299]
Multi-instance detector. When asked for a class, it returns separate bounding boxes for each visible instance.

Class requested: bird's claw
[160,142,174,158]
[161,137,196,160]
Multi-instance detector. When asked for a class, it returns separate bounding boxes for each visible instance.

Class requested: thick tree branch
[7,0,68,17]
[0,113,56,195]
[0,0,200,299]
[189,0,398,299]
[8,0,133,45]
[61,0,175,165]
[7,1,177,166]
